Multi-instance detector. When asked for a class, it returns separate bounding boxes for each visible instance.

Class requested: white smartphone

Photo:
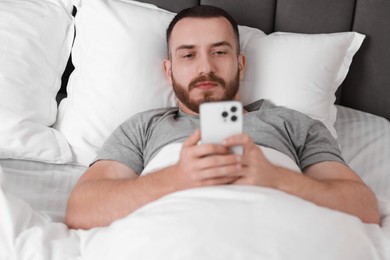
[200,101,243,155]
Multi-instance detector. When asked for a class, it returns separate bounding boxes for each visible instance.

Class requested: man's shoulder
[137,106,179,118]
[246,99,297,114]
[248,99,317,124]
[121,106,179,126]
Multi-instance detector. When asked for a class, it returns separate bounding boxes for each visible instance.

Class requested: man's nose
[196,54,215,75]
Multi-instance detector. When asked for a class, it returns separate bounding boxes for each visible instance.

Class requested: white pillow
[0,0,74,163]
[55,0,364,166]
[54,0,177,166]
[239,28,365,138]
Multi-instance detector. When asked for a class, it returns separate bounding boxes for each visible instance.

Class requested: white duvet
[1,144,390,260]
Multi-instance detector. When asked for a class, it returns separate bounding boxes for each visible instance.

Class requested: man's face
[164,17,246,114]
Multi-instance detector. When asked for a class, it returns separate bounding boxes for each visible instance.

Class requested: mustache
[188,73,226,91]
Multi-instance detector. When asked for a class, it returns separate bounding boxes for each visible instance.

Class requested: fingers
[178,130,247,187]
[200,164,242,179]
[182,152,242,184]
[193,143,231,158]
[190,162,243,186]
[222,133,252,147]
[196,154,241,171]
[201,176,240,186]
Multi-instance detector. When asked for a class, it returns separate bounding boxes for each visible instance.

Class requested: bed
[1,0,389,259]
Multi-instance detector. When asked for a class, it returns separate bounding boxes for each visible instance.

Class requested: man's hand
[222,133,284,188]
[172,129,243,189]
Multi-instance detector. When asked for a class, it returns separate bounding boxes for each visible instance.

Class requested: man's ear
[238,53,246,80]
[163,59,173,85]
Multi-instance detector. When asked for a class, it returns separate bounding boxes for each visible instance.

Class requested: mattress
[0,160,85,222]
[335,105,390,200]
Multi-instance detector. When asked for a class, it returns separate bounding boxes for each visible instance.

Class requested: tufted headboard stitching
[60,0,390,120]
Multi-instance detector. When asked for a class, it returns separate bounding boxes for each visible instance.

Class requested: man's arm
[224,134,381,224]
[65,130,242,229]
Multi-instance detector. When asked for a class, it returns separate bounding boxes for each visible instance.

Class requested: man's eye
[213,50,227,55]
[182,53,194,59]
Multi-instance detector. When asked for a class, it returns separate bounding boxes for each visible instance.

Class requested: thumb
[183,129,200,147]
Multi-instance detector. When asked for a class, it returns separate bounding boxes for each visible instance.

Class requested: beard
[171,70,240,114]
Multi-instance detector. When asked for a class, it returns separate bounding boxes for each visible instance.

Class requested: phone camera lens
[231,106,237,112]
[231,115,237,122]
[222,111,228,118]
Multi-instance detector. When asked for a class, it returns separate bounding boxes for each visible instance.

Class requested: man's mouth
[195,81,218,90]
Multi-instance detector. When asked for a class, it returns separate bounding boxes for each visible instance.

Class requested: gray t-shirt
[94,99,344,174]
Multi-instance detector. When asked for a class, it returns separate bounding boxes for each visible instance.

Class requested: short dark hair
[166,5,240,58]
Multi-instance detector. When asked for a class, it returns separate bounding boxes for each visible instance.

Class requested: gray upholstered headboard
[60,0,390,120]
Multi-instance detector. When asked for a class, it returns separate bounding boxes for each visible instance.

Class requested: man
[65,5,380,229]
